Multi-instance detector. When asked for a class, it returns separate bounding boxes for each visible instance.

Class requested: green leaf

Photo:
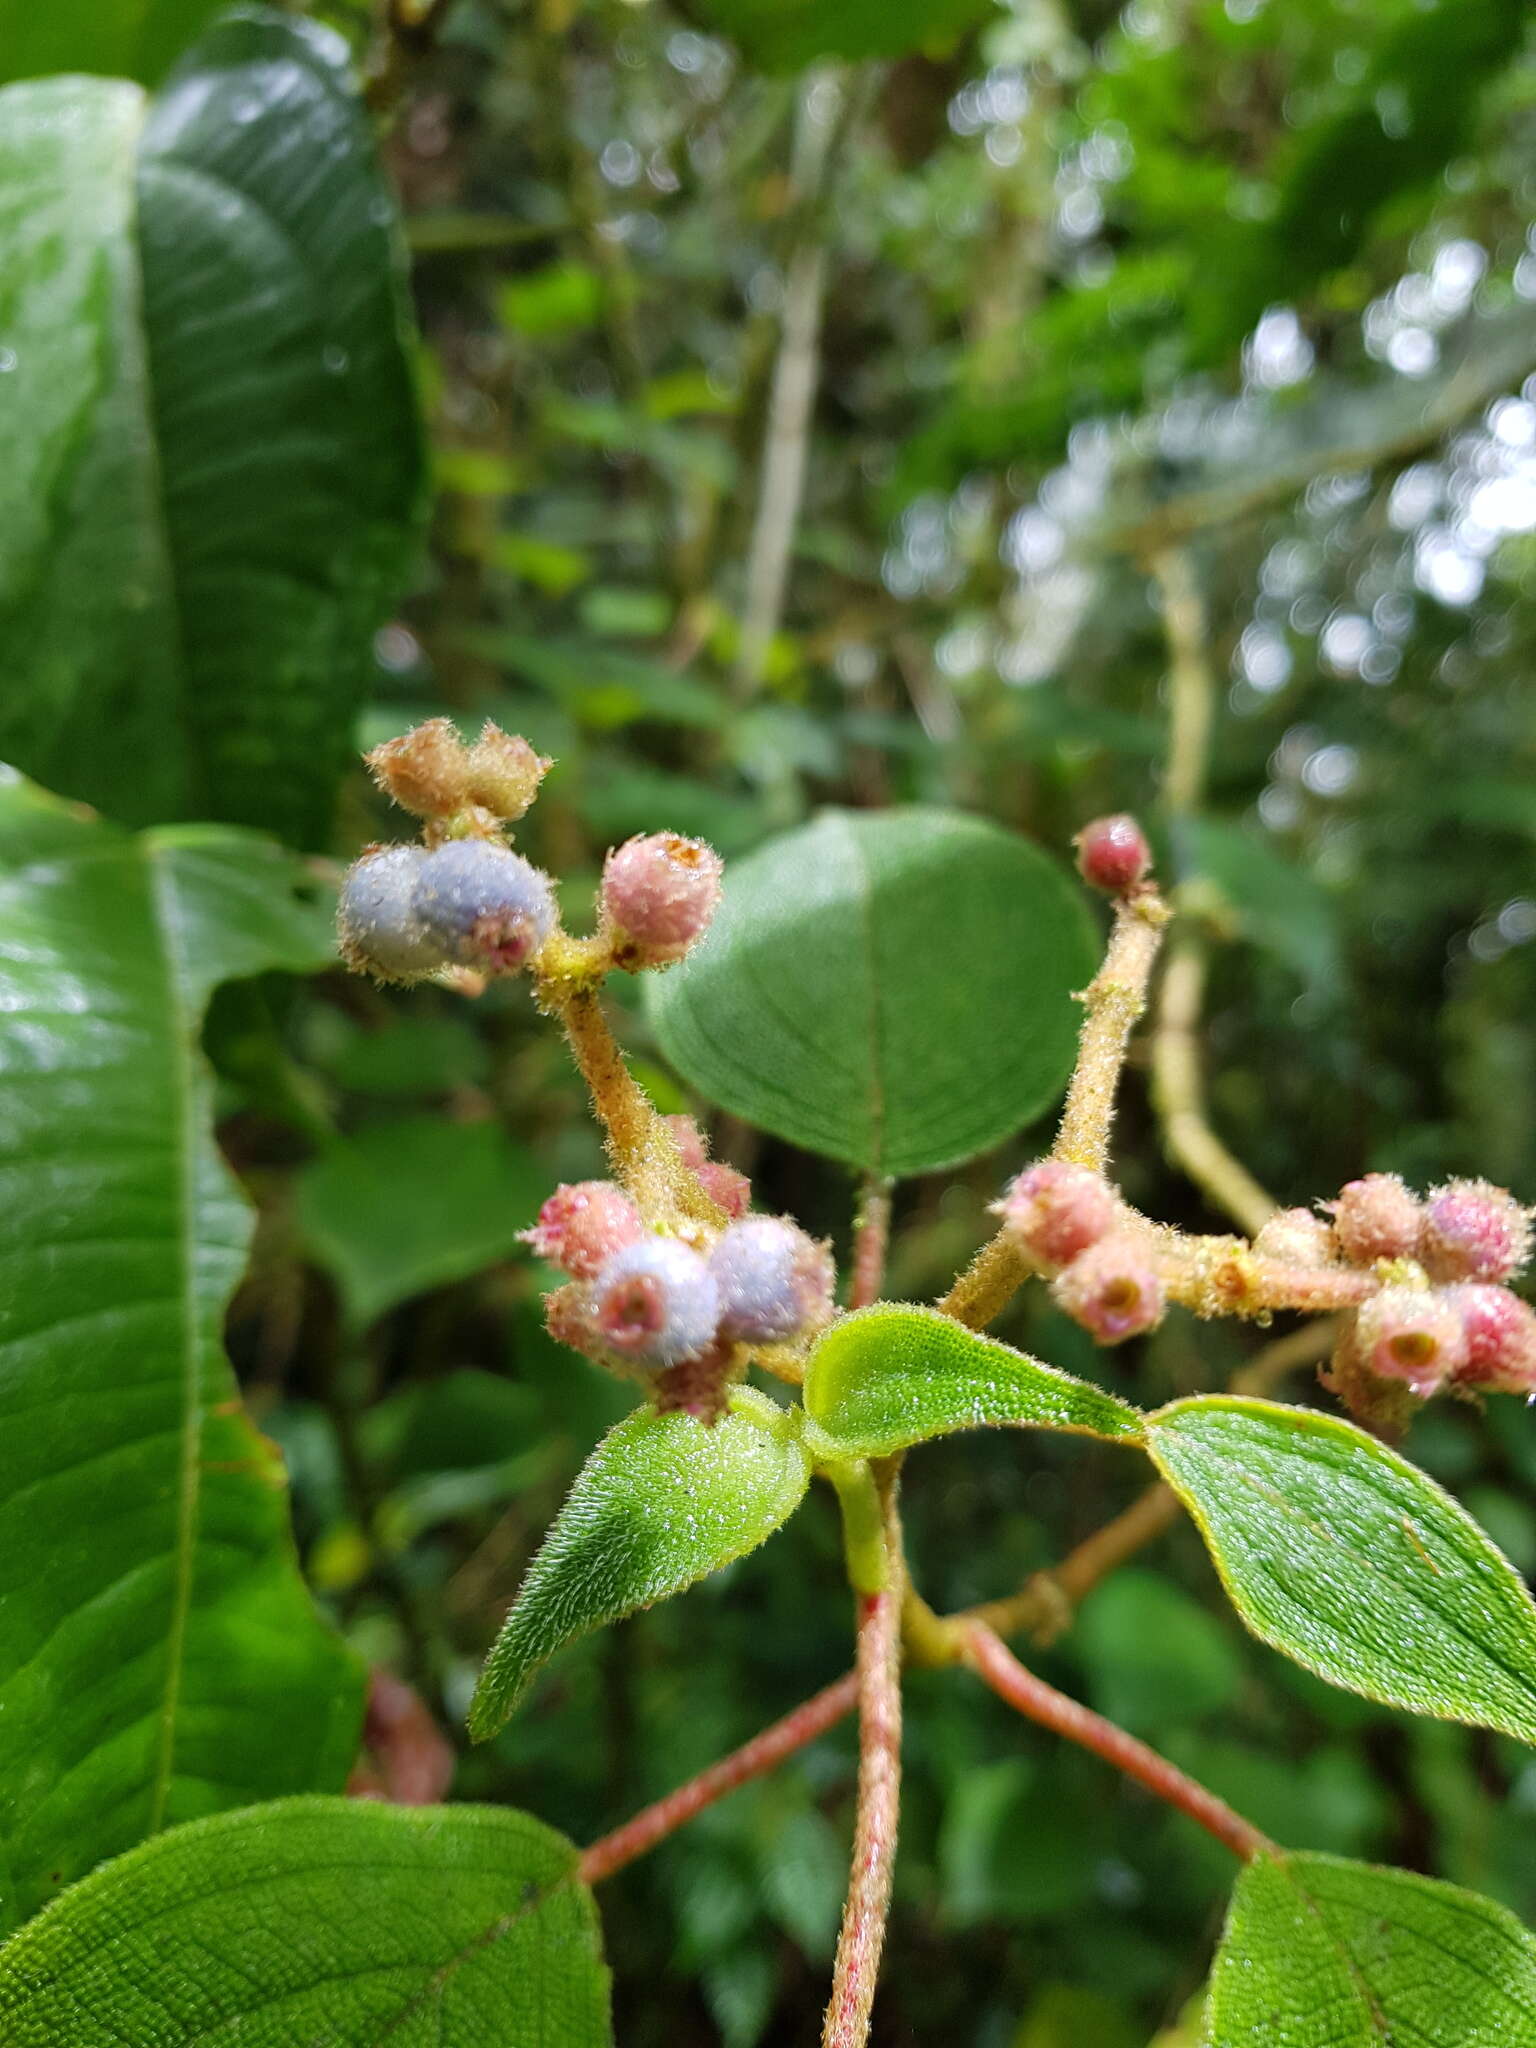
[0,1796,613,2046]
[685,0,996,70]
[470,1387,811,1739]
[646,809,1097,1178]
[295,1115,547,1328]
[0,0,221,86]
[0,11,423,847]
[0,774,362,1927]
[802,1307,1143,1461]
[1207,1851,1536,2047]
[1146,1396,1536,1744]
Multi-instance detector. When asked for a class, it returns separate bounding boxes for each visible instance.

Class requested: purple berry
[591,1238,721,1366]
[709,1218,834,1343]
[336,845,447,984]
[413,841,556,972]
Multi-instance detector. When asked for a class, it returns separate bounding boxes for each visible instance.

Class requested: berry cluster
[997,1158,1536,1413]
[337,718,722,985]
[523,1122,834,1417]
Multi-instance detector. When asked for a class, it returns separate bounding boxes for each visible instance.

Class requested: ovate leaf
[685,0,996,70]
[0,1796,613,2046]
[1146,1396,1536,1744]
[646,809,1096,1179]
[0,11,423,847]
[470,1387,810,1738]
[803,1307,1143,1460]
[1208,1851,1536,2048]
[0,775,362,1926]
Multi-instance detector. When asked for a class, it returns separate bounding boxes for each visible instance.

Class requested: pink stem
[823,1589,903,2047]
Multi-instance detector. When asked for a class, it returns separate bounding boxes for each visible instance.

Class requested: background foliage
[2,0,1536,2039]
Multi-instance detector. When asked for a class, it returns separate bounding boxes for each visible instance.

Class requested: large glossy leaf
[0,10,423,847]
[0,1796,613,2046]
[0,774,363,1927]
[470,1387,811,1739]
[296,1115,547,1328]
[0,0,222,86]
[646,808,1096,1179]
[803,1307,1144,1461]
[683,0,995,70]
[1207,1851,1536,2047]
[1146,1396,1536,1744]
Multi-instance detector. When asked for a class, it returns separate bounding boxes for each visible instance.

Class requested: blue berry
[336,845,448,984]
[709,1218,833,1342]
[412,841,556,971]
[592,1238,721,1366]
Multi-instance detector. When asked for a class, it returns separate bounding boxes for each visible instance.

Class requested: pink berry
[1075,814,1152,895]
[697,1161,752,1219]
[1444,1283,1536,1394]
[664,1114,709,1171]
[1052,1233,1165,1344]
[601,833,723,966]
[995,1160,1118,1270]
[709,1218,834,1343]
[1355,1286,1466,1398]
[1420,1180,1533,1284]
[591,1238,721,1366]
[1252,1207,1336,1267]
[1327,1174,1422,1265]
[521,1181,644,1279]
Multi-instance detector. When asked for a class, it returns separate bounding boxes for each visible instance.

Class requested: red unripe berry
[1444,1283,1536,1394]
[521,1181,644,1279]
[601,833,723,966]
[1075,814,1152,895]
[1052,1233,1166,1344]
[1355,1285,1466,1398]
[664,1114,709,1172]
[995,1160,1118,1270]
[591,1238,721,1366]
[697,1161,752,1219]
[1420,1179,1533,1284]
[1252,1207,1336,1268]
[1328,1174,1422,1266]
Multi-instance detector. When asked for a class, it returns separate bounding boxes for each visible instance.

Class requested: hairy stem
[962,1621,1272,1861]
[577,1672,858,1886]
[848,1175,893,1310]
[1054,888,1173,1175]
[962,1483,1182,1645]
[824,1581,903,2048]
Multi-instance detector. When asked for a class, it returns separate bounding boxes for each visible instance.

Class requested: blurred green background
[13,0,1536,2039]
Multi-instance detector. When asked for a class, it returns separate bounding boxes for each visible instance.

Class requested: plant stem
[848,1174,893,1310]
[577,1672,858,1886]
[935,1231,1035,1331]
[1150,935,1275,1236]
[961,1482,1182,1644]
[824,1581,903,2048]
[1053,888,1173,1175]
[961,1621,1272,1862]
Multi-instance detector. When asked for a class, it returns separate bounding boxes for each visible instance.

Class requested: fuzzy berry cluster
[523,1133,834,1417]
[994,1161,1164,1344]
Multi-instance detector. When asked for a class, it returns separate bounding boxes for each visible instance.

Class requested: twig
[1054,888,1173,1175]
[962,1622,1272,1862]
[962,1483,1182,1645]
[734,69,844,697]
[848,1175,893,1311]
[578,1672,858,1886]
[824,1583,903,2048]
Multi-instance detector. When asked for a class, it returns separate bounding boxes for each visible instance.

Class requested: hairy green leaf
[296,1115,547,1328]
[0,774,362,1927]
[0,11,423,847]
[803,1307,1143,1460]
[685,0,995,70]
[1208,1851,1536,2047]
[470,1387,810,1739]
[646,808,1096,1178]
[0,1796,613,2046]
[0,0,222,86]
[1147,1396,1536,1743]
